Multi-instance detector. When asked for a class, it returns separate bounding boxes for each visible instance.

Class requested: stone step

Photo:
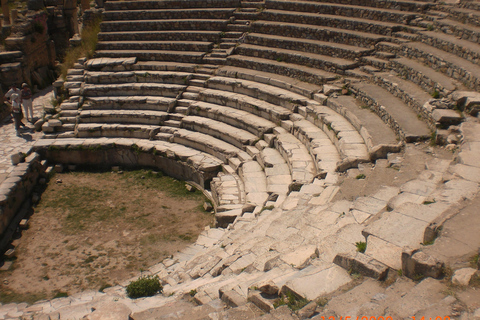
[299,103,371,171]
[186,99,276,137]
[94,50,206,63]
[181,115,259,149]
[390,56,462,96]
[227,24,251,32]
[82,83,185,98]
[245,32,373,60]
[195,86,291,123]
[100,19,230,33]
[252,20,389,48]
[227,54,336,86]
[206,76,309,111]
[272,128,317,189]
[260,9,403,36]
[372,71,438,128]
[265,0,419,24]
[83,96,175,112]
[287,0,432,12]
[350,82,431,142]
[189,79,206,87]
[448,7,480,28]
[362,56,391,70]
[234,12,259,20]
[96,41,214,52]
[104,0,240,10]
[78,109,169,125]
[238,160,269,207]
[202,57,228,65]
[434,17,480,46]
[161,127,252,164]
[212,168,245,206]
[419,29,480,67]
[98,30,222,42]
[76,123,161,139]
[400,41,480,91]
[235,43,358,74]
[258,147,292,204]
[326,95,401,160]
[84,70,193,85]
[103,8,235,21]
[215,65,322,98]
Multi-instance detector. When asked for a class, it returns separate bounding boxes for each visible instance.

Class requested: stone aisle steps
[350,82,431,142]
[326,95,401,160]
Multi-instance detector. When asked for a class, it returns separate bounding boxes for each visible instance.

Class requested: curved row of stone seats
[84,70,193,85]
[264,0,421,24]
[98,31,223,43]
[103,0,241,11]
[383,39,480,91]
[326,95,402,160]
[432,16,480,46]
[289,0,433,12]
[350,81,432,142]
[244,32,373,61]
[259,9,405,36]
[76,123,161,139]
[31,138,224,189]
[215,65,324,99]
[102,8,235,21]
[197,76,372,168]
[182,99,277,137]
[82,96,176,112]
[99,20,229,35]
[82,83,185,98]
[192,87,292,123]
[95,41,215,53]
[234,43,358,74]
[226,55,337,86]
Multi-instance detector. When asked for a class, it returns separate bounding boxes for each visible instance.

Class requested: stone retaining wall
[104,0,241,10]
[0,152,46,251]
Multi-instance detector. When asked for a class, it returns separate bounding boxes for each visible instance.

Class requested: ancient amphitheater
[1,0,480,318]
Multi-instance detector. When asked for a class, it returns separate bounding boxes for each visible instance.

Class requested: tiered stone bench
[5,0,480,318]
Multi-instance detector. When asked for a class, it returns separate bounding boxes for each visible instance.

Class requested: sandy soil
[0,170,213,303]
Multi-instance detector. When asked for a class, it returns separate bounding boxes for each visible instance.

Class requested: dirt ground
[0,169,214,303]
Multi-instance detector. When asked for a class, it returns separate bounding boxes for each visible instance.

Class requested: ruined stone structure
[1,0,480,318]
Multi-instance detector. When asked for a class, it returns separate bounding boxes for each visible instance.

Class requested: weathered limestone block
[402,250,444,279]
[333,252,389,280]
[452,268,479,286]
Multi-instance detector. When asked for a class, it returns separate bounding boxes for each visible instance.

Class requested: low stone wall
[0,139,223,251]
[0,152,47,252]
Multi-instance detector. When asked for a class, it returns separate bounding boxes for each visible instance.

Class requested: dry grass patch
[0,169,214,303]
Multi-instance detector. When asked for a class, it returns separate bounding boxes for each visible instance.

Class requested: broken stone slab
[282,265,352,301]
[452,268,479,286]
[257,280,280,296]
[333,252,389,280]
[248,290,276,313]
[220,289,247,308]
[280,245,318,269]
[432,109,463,124]
[402,250,444,280]
[364,235,403,270]
[215,208,243,228]
[83,301,131,320]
